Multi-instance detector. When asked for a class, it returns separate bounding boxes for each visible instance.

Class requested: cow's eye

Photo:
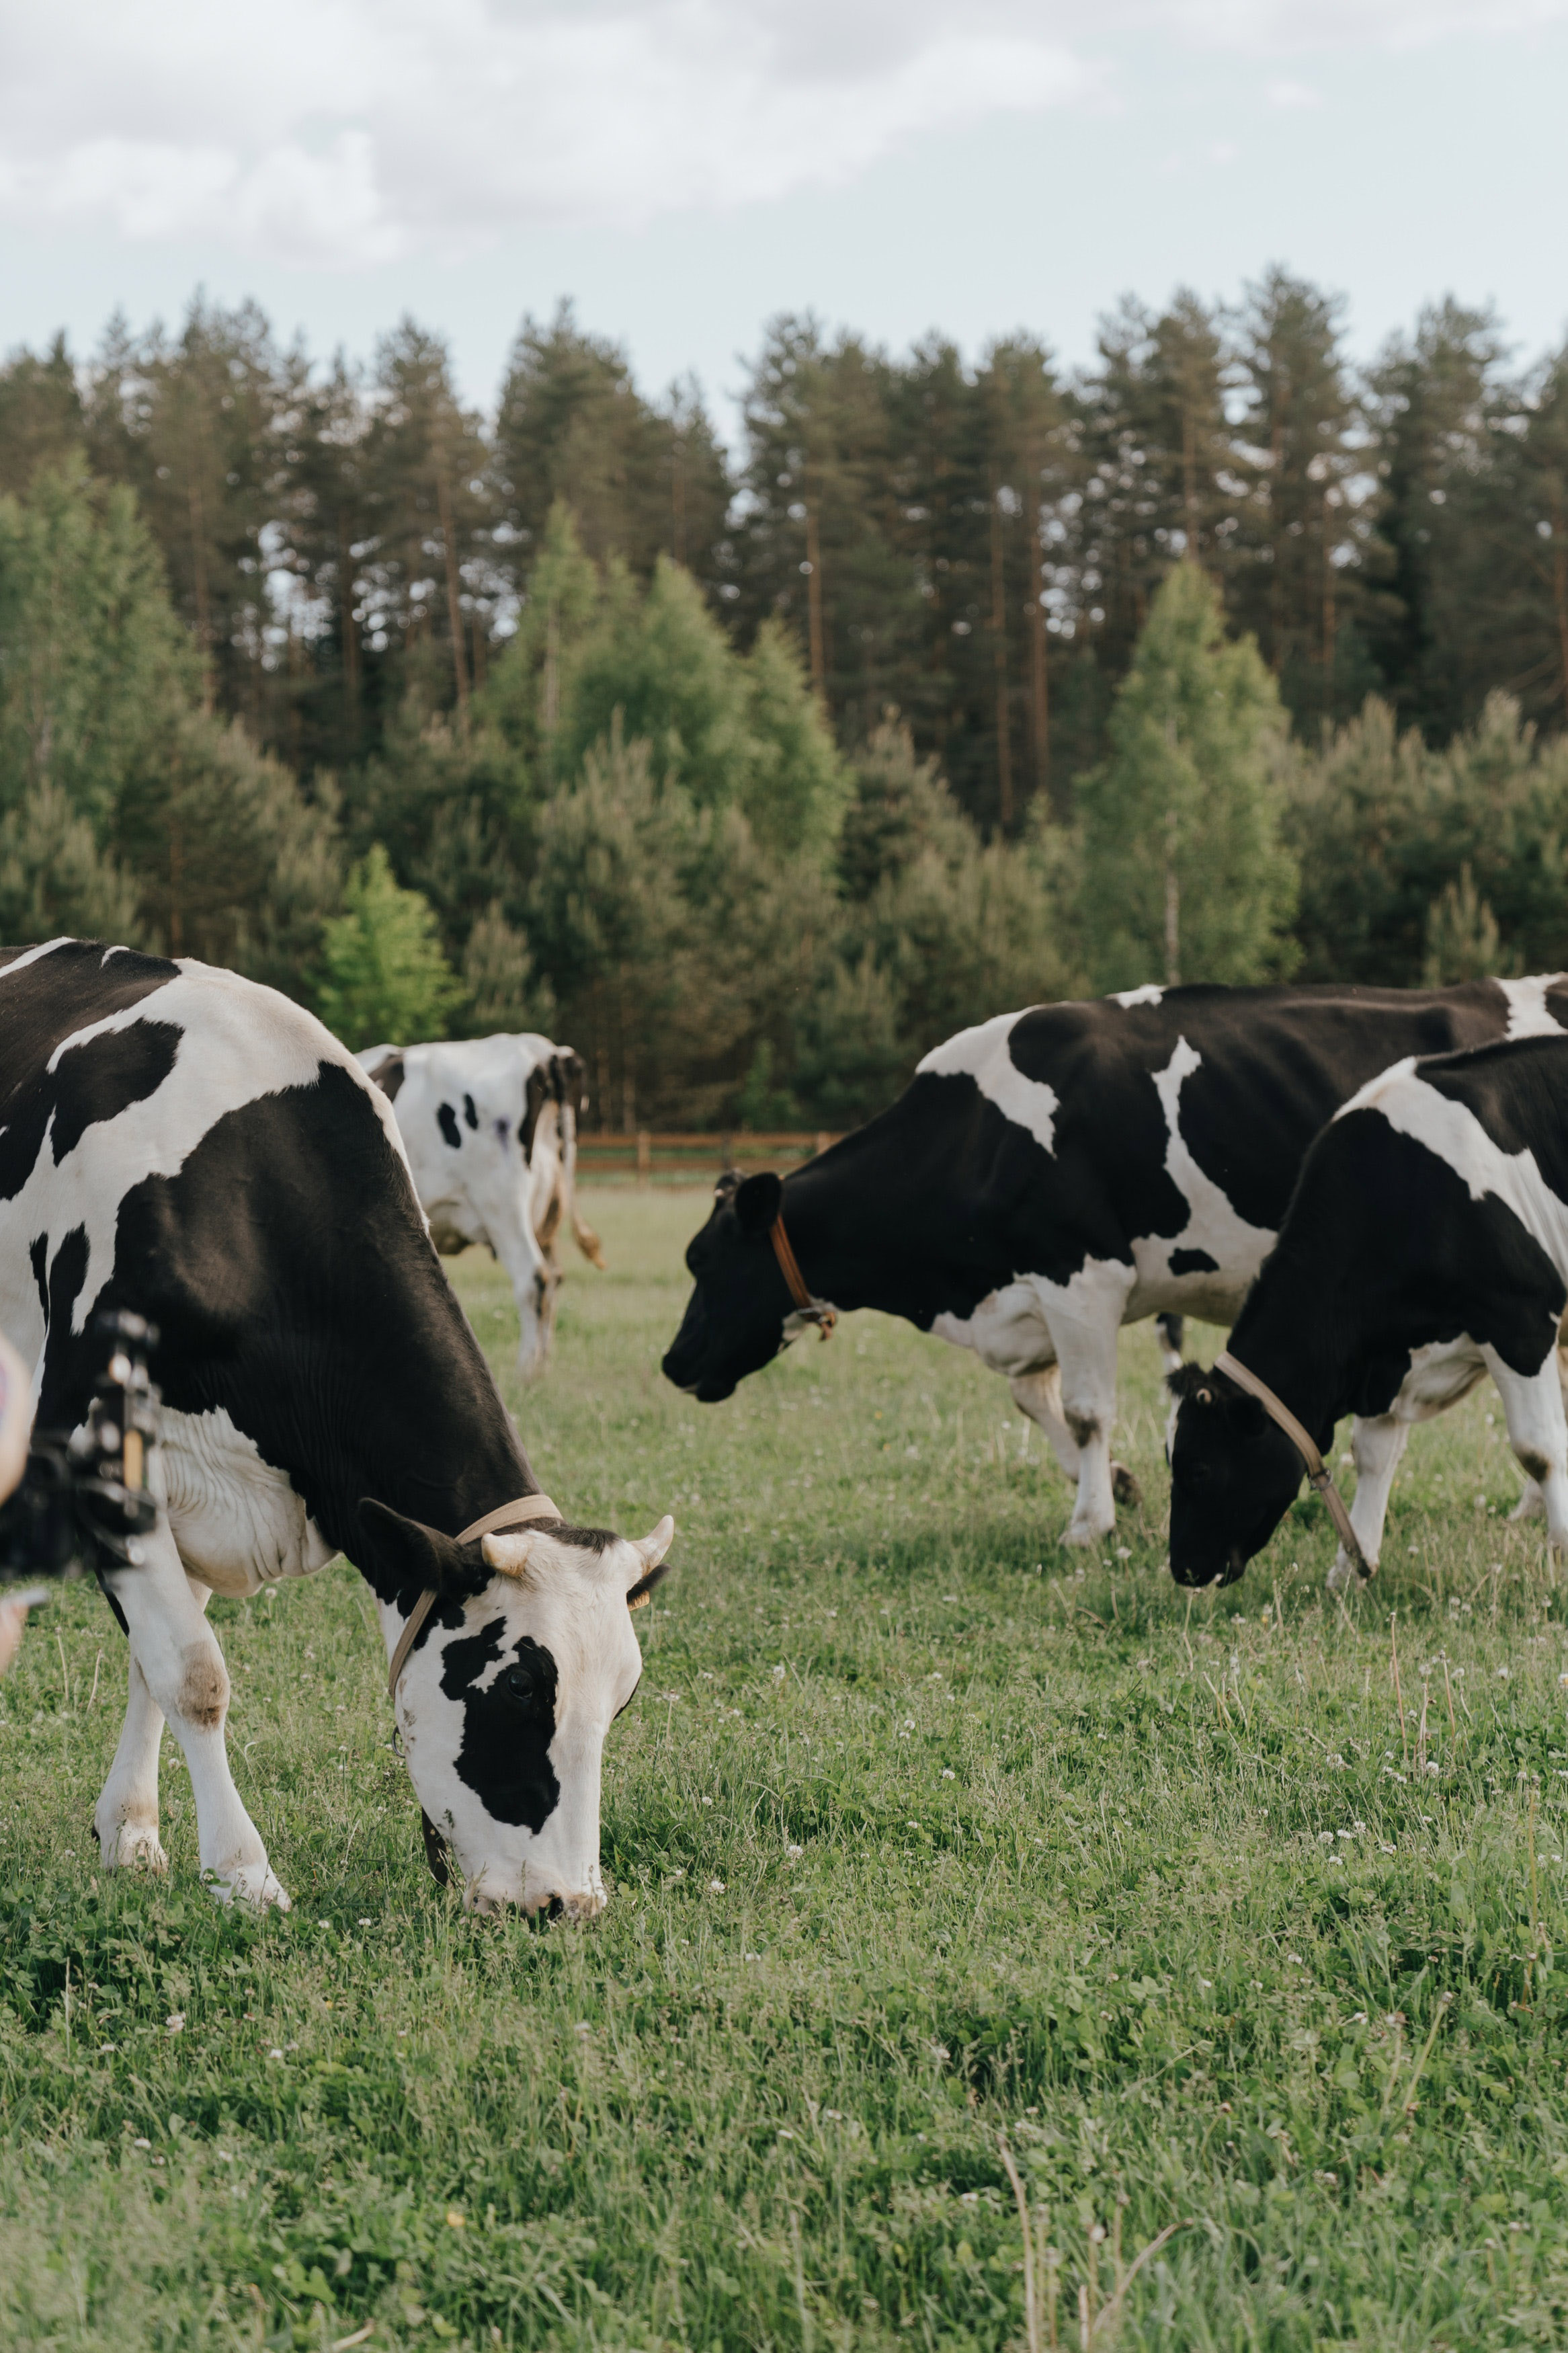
[503,1667,533,1702]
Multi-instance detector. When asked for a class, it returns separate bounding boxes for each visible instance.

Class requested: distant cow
[359,1034,604,1375]
[1,942,670,1915]
[1167,1033,1568,1589]
[663,980,1567,1546]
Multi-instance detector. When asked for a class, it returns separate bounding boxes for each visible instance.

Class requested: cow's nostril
[543,1895,565,1922]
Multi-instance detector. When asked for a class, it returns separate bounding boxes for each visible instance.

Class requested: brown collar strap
[1214,1351,1370,1581]
[770,1212,837,1339]
[386,1492,562,1702]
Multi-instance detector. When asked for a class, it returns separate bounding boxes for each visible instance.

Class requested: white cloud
[0,1,1562,266]
[1264,77,1321,107]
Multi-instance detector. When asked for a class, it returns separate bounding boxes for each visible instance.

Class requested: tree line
[2,276,1567,1131]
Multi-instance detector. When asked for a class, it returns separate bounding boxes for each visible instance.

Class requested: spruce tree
[1078,564,1296,990]
[315,845,462,1049]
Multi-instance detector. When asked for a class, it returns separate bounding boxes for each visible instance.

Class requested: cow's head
[1165,1364,1303,1587]
[662,1171,799,1402]
[360,1502,674,1914]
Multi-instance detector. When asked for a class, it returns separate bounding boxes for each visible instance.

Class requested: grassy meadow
[1,1186,1566,2350]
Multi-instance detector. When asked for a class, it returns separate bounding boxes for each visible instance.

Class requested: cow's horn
[483,1529,536,1579]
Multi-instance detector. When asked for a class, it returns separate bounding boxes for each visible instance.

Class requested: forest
[1,270,1567,1127]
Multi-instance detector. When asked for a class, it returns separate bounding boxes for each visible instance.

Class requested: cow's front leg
[1487,1347,1568,1555]
[1327,1414,1411,1593]
[1042,1263,1138,1546]
[95,1654,169,1872]
[104,1529,290,1910]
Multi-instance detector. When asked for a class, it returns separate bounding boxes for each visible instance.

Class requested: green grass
[2,1187,1567,2350]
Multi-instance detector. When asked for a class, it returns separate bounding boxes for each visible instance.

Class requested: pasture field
[1,1189,1567,2350]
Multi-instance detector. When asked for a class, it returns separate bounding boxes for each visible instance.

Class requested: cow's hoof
[1061,1515,1113,1549]
[204,1863,292,1911]
[1110,1462,1142,1509]
[1510,1480,1545,1523]
[1325,1550,1369,1596]
[100,1823,167,1873]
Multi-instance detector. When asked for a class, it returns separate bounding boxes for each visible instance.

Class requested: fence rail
[575,1130,838,1185]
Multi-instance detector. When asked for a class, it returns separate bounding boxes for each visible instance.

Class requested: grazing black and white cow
[663,980,1568,1545]
[1167,1031,1568,1589]
[0,941,671,1914]
[358,1034,604,1375]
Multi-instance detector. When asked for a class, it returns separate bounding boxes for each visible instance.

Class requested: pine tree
[315,844,462,1048]
[493,305,730,589]
[0,457,197,824]
[1230,269,1372,732]
[1079,564,1296,990]
[0,335,86,497]
[1365,303,1519,741]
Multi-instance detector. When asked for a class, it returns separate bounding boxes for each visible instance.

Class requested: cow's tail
[555,1053,607,1269]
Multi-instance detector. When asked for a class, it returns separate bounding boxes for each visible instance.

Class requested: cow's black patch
[438,1101,462,1150]
[1170,1246,1219,1276]
[0,941,180,1200]
[462,1093,479,1131]
[52,1022,181,1164]
[28,1234,47,1322]
[522,1062,552,1162]
[364,1049,405,1102]
[442,1624,562,1834]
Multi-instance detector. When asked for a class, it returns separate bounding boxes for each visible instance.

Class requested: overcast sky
[2,1,1564,434]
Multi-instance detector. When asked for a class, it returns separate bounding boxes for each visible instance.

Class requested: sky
[1,1,1565,440]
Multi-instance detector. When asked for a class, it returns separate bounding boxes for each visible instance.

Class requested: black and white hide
[1167,1031,1568,1589]
[0,942,670,1913]
[663,978,1568,1546]
[358,1033,604,1376]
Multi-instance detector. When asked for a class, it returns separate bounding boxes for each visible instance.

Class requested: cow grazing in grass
[0,941,670,1914]
[663,980,1567,1546]
[1167,1033,1568,1589]
[359,1034,604,1376]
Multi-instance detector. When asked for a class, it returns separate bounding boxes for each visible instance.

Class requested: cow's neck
[779,1119,994,1326]
[1223,1246,1354,1454]
[233,1268,538,1593]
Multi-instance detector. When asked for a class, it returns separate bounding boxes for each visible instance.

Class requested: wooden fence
[575,1130,838,1185]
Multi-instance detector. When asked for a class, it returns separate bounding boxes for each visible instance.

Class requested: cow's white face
[382,1516,673,1915]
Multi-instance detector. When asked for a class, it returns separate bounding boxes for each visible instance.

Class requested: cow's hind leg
[1487,1347,1568,1555]
[1009,1366,1080,1486]
[104,1529,289,1910]
[95,1653,169,1872]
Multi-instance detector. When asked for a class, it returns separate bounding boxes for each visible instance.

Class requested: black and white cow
[358,1034,604,1376]
[663,980,1568,1546]
[1167,1031,1568,1588]
[1,941,671,1913]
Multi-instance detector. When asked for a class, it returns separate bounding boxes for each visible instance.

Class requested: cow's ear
[626,1514,675,1611]
[1166,1363,1214,1403]
[362,1050,405,1102]
[734,1171,783,1235]
[358,1500,471,1600]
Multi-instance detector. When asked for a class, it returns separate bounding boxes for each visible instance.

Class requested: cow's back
[1003,980,1567,1240]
